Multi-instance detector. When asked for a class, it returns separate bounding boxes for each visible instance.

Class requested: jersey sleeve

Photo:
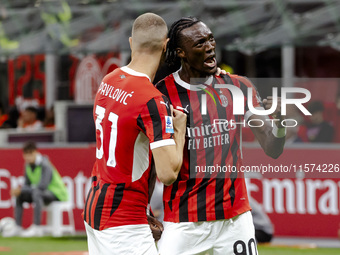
[235,76,265,121]
[137,95,175,150]
[155,79,168,98]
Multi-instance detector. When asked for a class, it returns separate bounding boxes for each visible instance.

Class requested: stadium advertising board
[0,146,339,237]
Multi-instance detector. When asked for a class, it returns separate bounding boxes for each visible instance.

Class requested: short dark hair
[308,101,324,114]
[166,17,200,66]
[23,141,37,153]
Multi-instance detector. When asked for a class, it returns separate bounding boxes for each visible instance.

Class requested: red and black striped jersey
[155,71,263,223]
[84,66,175,230]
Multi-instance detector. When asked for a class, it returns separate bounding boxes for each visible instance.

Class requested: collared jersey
[156,71,263,223]
[84,66,175,230]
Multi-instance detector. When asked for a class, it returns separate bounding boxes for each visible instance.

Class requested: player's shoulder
[118,66,162,97]
[135,79,165,107]
[148,86,166,101]
[218,73,255,89]
[232,74,254,87]
[103,67,151,85]
[101,67,122,82]
[155,73,174,88]
[155,73,175,96]
[98,67,165,109]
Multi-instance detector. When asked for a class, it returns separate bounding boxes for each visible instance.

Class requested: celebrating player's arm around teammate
[155,17,285,255]
[83,13,186,255]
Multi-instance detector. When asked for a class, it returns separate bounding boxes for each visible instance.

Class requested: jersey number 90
[233,238,257,255]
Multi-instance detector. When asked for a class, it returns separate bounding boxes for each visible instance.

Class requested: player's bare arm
[249,96,285,159]
[147,161,164,241]
[152,107,186,185]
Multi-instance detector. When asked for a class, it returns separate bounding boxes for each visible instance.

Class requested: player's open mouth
[204,56,216,68]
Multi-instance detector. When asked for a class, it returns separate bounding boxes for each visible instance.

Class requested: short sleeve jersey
[84,66,174,230]
[156,71,263,223]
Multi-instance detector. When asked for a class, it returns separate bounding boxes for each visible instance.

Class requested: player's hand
[11,187,21,197]
[171,105,187,136]
[147,215,164,241]
[263,96,284,127]
[215,67,228,76]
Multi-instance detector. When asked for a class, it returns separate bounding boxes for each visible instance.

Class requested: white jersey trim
[121,66,151,82]
[150,139,176,150]
[173,70,213,91]
[132,132,150,182]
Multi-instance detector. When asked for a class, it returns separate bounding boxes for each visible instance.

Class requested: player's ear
[163,38,169,53]
[129,37,132,50]
[176,47,185,58]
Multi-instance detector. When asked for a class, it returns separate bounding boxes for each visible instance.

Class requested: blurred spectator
[0,103,8,127]
[321,91,340,142]
[330,93,340,143]
[285,114,303,144]
[297,101,334,143]
[0,106,19,129]
[43,107,55,129]
[5,141,69,237]
[15,96,39,114]
[285,125,302,144]
[17,106,43,131]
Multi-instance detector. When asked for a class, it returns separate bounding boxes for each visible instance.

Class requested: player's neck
[179,62,209,84]
[127,52,162,82]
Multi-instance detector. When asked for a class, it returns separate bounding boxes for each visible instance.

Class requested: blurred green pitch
[1,236,340,255]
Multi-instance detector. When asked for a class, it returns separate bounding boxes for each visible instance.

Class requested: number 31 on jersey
[95,105,118,167]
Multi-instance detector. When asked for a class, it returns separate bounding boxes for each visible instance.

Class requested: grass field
[258,246,340,255]
[0,236,88,255]
[0,236,340,255]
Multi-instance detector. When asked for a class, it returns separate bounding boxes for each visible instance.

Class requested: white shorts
[157,211,257,255]
[84,221,158,255]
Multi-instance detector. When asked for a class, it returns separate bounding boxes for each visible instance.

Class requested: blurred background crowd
[0,0,340,144]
